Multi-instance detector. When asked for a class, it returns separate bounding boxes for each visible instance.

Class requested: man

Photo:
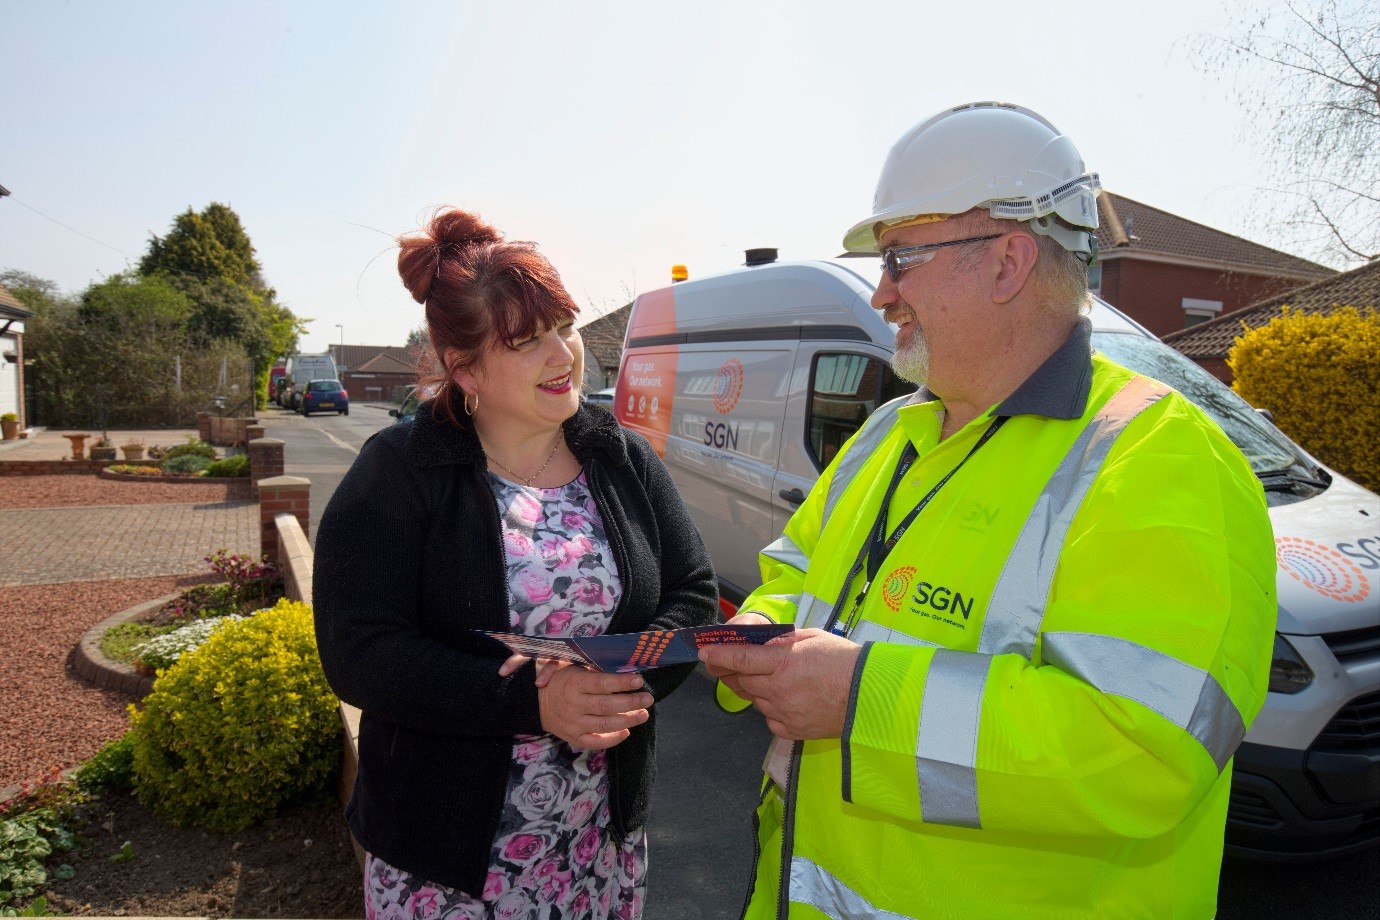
[700,102,1276,920]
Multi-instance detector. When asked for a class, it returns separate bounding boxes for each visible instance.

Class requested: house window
[1182,297,1223,329]
[1087,263,1102,295]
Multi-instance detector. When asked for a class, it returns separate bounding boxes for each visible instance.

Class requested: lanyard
[829,416,1009,637]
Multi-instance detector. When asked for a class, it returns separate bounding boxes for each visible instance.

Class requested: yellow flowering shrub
[128,598,341,832]
[1229,306,1379,492]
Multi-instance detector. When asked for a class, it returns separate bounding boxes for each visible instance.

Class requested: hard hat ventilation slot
[745,248,778,266]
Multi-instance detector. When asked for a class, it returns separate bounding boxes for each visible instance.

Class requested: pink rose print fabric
[365,472,645,919]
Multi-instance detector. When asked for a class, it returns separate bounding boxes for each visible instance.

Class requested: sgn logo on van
[705,359,744,451]
[1278,535,1375,603]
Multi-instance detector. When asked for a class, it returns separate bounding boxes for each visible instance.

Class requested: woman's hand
[498,654,570,689]
[538,666,652,750]
[499,653,556,678]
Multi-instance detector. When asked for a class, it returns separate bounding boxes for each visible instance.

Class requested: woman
[314,208,717,919]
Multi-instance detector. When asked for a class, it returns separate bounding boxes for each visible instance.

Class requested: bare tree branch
[1309,196,1378,260]
[1192,0,1379,266]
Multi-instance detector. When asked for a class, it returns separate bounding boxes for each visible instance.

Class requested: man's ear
[991,232,1039,304]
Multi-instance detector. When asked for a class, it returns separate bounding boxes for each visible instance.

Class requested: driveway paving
[0,501,259,586]
[0,426,259,586]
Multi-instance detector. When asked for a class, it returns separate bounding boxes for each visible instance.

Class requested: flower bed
[95,550,285,675]
[99,464,255,498]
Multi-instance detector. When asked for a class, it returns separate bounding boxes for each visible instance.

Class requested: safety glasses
[881,233,1003,283]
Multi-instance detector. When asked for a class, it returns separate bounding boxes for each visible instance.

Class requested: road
[261,402,1378,919]
[257,401,389,541]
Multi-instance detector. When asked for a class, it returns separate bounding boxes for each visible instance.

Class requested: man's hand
[699,627,860,740]
[538,666,652,750]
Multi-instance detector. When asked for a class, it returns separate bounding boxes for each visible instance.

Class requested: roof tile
[1162,258,1380,357]
[1096,192,1334,278]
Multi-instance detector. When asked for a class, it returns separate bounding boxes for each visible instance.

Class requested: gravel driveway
[0,475,252,791]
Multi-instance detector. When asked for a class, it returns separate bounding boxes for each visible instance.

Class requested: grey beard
[890,333,930,384]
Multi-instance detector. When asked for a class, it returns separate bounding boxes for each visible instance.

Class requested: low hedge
[128,598,340,832]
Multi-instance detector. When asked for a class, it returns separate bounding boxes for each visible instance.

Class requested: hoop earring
[464,390,478,416]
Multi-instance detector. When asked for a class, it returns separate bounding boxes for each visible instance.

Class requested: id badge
[763,736,793,789]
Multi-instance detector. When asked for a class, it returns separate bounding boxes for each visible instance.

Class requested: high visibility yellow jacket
[723,327,1276,920]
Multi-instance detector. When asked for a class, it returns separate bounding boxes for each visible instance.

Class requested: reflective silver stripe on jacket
[978,376,1171,657]
[795,591,830,629]
[791,856,919,920]
[822,393,914,524]
[762,533,810,575]
[916,649,991,828]
[1042,631,1247,770]
[851,619,941,648]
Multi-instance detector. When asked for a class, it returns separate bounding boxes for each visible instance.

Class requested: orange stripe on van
[615,286,678,457]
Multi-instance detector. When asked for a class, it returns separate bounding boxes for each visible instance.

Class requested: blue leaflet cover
[481,623,794,673]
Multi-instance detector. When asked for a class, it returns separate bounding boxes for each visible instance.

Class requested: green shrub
[205,453,250,478]
[160,435,216,462]
[0,412,16,423]
[1229,306,1380,492]
[128,598,340,832]
[133,616,239,671]
[74,734,136,795]
[161,453,212,474]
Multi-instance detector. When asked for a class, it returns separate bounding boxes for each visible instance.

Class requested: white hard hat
[843,101,1101,261]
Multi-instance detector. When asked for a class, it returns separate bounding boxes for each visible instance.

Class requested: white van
[282,353,338,410]
[614,251,1380,860]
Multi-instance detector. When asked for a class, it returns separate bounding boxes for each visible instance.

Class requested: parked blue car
[301,379,349,416]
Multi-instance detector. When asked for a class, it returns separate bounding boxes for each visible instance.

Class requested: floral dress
[365,471,648,920]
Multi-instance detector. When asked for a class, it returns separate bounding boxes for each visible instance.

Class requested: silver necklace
[483,432,563,487]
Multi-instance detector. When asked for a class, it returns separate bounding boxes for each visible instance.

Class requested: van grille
[1315,690,1380,753]
[1323,624,1380,664]
[1228,789,1282,829]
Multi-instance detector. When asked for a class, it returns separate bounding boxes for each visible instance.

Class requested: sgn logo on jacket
[883,566,976,626]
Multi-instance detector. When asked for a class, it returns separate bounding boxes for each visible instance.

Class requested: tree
[0,269,63,302]
[1195,0,1378,264]
[140,203,264,292]
[22,271,247,427]
[139,203,306,407]
[405,323,430,350]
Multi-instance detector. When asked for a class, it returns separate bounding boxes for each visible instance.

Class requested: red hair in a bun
[397,208,579,425]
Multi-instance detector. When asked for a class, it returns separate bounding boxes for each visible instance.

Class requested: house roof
[1162,257,1380,358]
[1095,192,1334,280]
[580,304,631,373]
[0,283,36,321]
[354,352,417,374]
[329,344,418,374]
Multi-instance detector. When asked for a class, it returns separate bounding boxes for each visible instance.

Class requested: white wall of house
[0,327,21,418]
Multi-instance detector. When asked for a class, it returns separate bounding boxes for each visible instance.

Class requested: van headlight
[1269,634,1313,694]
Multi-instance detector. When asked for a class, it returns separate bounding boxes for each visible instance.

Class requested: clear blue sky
[0,0,1323,353]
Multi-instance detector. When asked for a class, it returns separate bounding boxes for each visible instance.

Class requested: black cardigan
[313,401,717,895]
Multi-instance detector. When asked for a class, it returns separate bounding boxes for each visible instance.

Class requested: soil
[2,472,365,918]
[41,791,363,919]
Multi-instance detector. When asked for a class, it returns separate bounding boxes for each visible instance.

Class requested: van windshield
[1090,331,1303,475]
